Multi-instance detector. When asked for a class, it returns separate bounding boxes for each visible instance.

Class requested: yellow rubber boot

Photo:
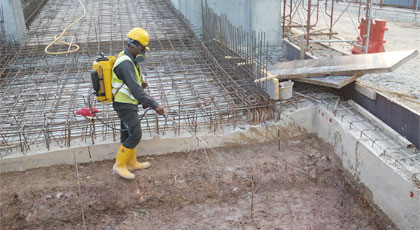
[127,148,150,171]
[112,145,135,179]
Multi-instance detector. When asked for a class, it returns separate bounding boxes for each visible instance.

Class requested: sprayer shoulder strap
[112,83,125,101]
[112,59,126,101]
[112,55,131,99]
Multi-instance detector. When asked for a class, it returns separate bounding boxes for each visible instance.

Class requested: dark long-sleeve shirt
[112,48,159,111]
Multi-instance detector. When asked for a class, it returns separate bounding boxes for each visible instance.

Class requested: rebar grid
[22,0,49,28]
[0,0,274,156]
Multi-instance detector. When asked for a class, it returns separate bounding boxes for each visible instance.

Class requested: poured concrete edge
[1,101,418,229]
[282,39,317,61]
[309,104,420,230]
[0,105,314,173]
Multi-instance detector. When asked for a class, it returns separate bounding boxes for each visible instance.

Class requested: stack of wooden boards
[255,50,418,89]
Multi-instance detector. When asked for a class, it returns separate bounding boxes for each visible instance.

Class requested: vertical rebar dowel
[44,115,50,151]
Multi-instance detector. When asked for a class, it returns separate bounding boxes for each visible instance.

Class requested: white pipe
[336,2,419,15]
[308,39,357,43]
[365,0,373,54]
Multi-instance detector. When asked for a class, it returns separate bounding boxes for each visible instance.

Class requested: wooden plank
[294,74,363,89]
[255,50,418,83]
[355,82,377,100]
[272,78,280,100]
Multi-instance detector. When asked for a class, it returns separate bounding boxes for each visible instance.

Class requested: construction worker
[111,27,164,179]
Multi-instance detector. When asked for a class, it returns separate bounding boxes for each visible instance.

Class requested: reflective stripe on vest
[111,51,142,104]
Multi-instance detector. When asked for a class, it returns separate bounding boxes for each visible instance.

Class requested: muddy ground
[0,135,396,230]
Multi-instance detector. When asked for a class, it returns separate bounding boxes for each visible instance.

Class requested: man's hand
[141,80,148,89]
[155,105,164,115]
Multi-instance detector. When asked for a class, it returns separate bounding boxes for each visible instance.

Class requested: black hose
[94,108,153,131]
[84,93,155,131]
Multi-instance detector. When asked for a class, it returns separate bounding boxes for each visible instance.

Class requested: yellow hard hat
[127,27,150,51]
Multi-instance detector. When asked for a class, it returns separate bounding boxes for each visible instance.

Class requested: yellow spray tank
[91,53,115,103]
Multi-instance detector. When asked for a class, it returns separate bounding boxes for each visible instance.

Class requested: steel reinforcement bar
[0,0,275,157]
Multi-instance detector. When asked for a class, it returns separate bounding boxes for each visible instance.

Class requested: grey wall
[170,0,282,46]
[206,0,253,31]
[251,0,282,46]
[170,0,203,35]
[0,0,26,44]
[383,0,417,9]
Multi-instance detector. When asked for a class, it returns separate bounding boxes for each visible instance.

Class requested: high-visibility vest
[111,51,142,104]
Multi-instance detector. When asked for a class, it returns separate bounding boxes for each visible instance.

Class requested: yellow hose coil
[44,0,86,55]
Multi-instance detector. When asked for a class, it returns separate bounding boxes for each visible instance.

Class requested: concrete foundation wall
[0,104,314,172]
[251,0,282,46]
[308,104,420,230]
[170,0,203,34]
[264,38,420,230]
[170,0,282,45]
[205,0,252,32]
[0,0,26,44]
[283,39,316,60]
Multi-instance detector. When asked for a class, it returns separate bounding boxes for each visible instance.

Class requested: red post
[352,19,387,54]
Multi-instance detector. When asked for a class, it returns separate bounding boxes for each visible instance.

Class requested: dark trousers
[116,110,142,149]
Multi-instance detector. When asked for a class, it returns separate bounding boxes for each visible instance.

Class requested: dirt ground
[0,135,396,230]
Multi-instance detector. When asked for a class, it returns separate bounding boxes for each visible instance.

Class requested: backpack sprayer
[91,52,116,103]
[76,53,115,120]
[76,52,153,131]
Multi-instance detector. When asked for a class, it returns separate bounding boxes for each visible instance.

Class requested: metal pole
[309,39,358,43]
[0,6,4,40]
[364,0,373,53]
[330,0,335,41]
[282,0,286,39]
[307,0,311,47]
